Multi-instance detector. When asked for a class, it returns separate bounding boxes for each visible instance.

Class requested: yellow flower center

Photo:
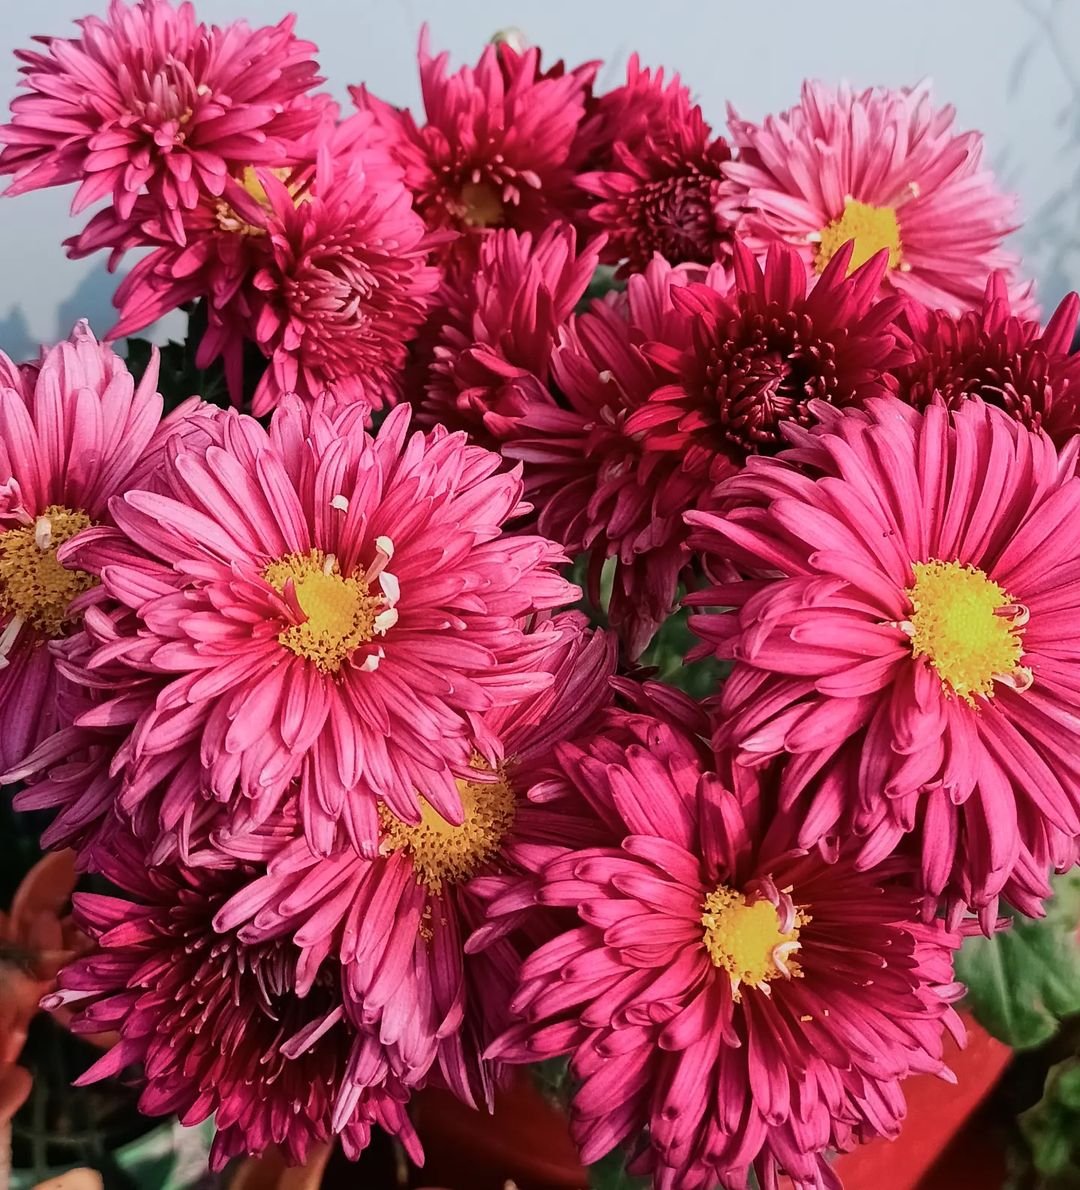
[815,198,902,274]
[379,766,516,894]
[0,505,96,636]
[215,166,309,236]
[264,549,383,674]
[701,885,806,1000]
[905,559,1030,703]
[458,180,504,229]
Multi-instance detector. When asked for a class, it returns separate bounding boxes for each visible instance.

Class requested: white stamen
[330,494,349,513]
[771,940,801,978]
[597,370,614,384]
[0,615,25,668]
[379,571,400,608]
[34,515,52,550]
[359,647,385,673]
[375,535,394,559]
[321,553,337,576]
[373,607,399,635]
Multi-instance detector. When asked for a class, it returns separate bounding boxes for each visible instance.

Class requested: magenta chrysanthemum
[502,256,725,657]
[578,85,733,275]
[687,396,1080,924]
[894,271,1080,444]
[353,33,594,257]
[419,224,602,443]
[44,834,420,1170]
[213,612,616,1109]
[0,0,327,245]
[633,240,909,468]
[0,322,163,771]
[487,700,963,1190]
[55,397,575,858]
[68,116,438,411]
[721,81,1030,315]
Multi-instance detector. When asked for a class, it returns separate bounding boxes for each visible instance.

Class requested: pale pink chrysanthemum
[212,612,616,1109]
[44,833,421,1170]
[894,270,1080,445]
[418,224,603,444]
[353,32,595,259]
[578,87,734,276]
[720,81,1031,315]
[687,395,1080,926]
[486,700,963,1190]
[0,0,327,245]
[0,322,163,771]
[57,397,576,859]
[502,256,724,658]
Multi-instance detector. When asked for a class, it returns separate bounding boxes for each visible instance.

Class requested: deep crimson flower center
[0,505,95,636]
[702,311,834,455]
[629,172,720,265]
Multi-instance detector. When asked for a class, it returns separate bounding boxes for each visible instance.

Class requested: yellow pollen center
[458,180,504,228]
[264,550,381,673]
[379,765,516,894]
[905,559,1029,703]
[815,198,902,274]
[0,505,96,636]
[215,166,309,236]
[701,885,806,1000]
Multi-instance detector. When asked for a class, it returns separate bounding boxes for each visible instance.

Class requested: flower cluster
[0,5,1077,1189]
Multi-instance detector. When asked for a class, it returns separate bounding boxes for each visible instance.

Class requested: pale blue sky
[1,0,1078,357]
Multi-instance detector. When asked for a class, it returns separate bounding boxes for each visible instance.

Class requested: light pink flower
[0,0,327,245]
[57,397,576,859]
[45,833,421,1170]
[353,32,594,259]
[721,81,1031,315]
[0,322,162,771]
[487,698,963,1190]
[688,396,1080,925]
[418,224,602,444]
[212,612,616,1109]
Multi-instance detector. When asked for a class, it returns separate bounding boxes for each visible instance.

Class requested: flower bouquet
[1,4,1080,1189]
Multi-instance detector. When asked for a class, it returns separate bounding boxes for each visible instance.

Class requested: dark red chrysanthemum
[502,257,727,657]
[418,224,602,445]
[894,271,1080,444]
[578,87,734,275]
[45,836,420,1170]
[352,32,595,259]
[633,240,911,471]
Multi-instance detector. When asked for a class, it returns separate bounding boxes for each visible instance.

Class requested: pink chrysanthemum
[418,225,602,443]
[578,87,734,275]
[573,54,693,174]
[634,240,910,466]
[894,271,1080,444]
[212,612,615,1108]
[0,322,163,771]
[56,397,575,858]
[0,0,327,245]
[44,834,420,1170]
[68,116,437,411]
[502,256,724,658]
[721,81,1030,315]
[486,700,963,1190]
[353,33,594,257]
[687,396,1080,924]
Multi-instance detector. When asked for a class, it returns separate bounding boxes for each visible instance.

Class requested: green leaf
[1008,1057,1080,1188]
[956,870,1080,1049]
[579,266,623,309]
[638,603,728,698]
[588,1147,649,1190]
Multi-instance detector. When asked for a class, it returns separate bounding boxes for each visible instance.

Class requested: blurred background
[1,0,1080,358]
